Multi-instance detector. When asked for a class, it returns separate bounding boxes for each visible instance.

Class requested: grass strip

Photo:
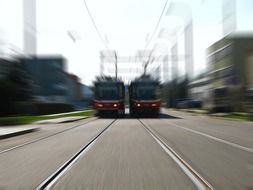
[217,113,253,121]
[0,110,95,126]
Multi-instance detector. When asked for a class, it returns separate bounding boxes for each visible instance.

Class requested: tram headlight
[113,103,117,107]
[137,103,141,107]
[97,103,103,107]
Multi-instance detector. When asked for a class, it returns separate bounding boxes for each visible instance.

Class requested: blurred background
[0,0,253,117]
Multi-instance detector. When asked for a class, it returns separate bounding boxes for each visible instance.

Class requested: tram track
[35,119,116,190]
[1,117,215,189]
[0,117,99,155]
[138,119,214,190]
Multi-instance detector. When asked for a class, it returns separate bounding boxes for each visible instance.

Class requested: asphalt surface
[0,110,252,189]
[52,119,194,190]
[0,119,113,189]
[0,117,97,152]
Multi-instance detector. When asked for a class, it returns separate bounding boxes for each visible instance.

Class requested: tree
[0,61,32,116]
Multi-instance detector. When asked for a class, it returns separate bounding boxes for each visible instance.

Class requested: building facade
[19,56,69,103]
[206,33,253,112]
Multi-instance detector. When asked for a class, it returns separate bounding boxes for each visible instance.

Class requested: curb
[0,128,38,140]
[33,116,88,124]
[170,109,252,122]
[59,117,85,123]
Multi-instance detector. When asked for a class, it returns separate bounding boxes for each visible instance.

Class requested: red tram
[129,79,161,117]
[93,81,125,116]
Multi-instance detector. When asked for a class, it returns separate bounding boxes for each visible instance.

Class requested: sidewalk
[180,109,207,114]
[170,108,252,121]
[33,116,87,124]
[39,110,92,117]
[0,116,88,139]
[169,108,207,114]
[0,126,39,139]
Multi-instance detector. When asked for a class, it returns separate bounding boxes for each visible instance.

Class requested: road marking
[172,123,253,153]
[139,120,214,190]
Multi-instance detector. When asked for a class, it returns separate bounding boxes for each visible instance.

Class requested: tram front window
[134,84,159,100]
[95,86,120,100]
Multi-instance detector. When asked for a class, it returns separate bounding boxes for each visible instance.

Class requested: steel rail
[35,119,116,190]
[138,119,214,190]
[0,118,99,154]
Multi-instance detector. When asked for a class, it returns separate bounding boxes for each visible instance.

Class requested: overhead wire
[82,0,117,76]
[145,0,169,49]
[142,0,169,75]
[82,0,169,78]
[82,0,109,50]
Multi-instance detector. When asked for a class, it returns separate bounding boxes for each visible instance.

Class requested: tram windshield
[95,83,123,100]
[134,83,160,100]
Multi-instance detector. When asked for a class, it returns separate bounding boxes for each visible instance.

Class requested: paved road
[163,109,253,149]
[144,109,253,189]
[0,119,113,189]
[52,119,194,190]
[0,117,97,152]
[0,110,252,189]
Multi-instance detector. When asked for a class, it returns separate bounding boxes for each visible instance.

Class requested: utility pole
[114,51,118,80]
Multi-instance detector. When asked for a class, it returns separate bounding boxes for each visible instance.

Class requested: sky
[0,0,253,85]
